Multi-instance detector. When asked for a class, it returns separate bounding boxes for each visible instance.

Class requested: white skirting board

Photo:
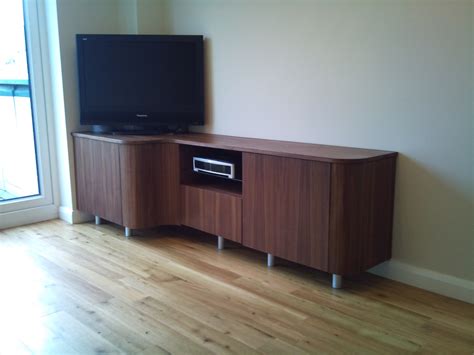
[0,204,58,230]
[370,260,474,304]
[58,206,93,224]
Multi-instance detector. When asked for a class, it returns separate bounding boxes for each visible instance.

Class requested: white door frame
[0,0,58,228]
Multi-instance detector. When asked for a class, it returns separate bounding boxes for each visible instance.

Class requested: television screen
[76,34,204,128]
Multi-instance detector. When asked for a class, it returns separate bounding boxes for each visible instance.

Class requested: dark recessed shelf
[179,144,243,197]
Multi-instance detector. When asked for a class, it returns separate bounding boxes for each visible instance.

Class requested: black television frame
[76,34,204,130]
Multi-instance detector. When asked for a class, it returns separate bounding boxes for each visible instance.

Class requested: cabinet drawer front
[243,153,330,271]
[180,185,242,243]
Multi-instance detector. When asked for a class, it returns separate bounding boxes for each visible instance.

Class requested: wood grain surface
[74,137,123,224]
[1,220,472,354]
[72,132,397,163]
[181,185,242,242]
[120,143,180,229]
[243,153,330,271]
[73,133,398,277]
[328,157,397,275]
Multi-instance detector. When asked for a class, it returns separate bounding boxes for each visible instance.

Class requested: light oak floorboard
[0,220,473,354]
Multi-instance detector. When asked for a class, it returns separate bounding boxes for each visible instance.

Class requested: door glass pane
[0,0,39,202]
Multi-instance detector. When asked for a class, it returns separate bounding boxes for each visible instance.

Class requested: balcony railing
[0,79,30,98]
[0,79,39,201]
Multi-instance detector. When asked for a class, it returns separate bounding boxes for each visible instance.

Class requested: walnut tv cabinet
[73,132,397,288]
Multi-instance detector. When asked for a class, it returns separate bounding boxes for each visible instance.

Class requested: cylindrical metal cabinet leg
[267,253,274,267]
[332,274,342,289]
[217,236,225,250]
[95,216,102,225]
[125,227,132,238]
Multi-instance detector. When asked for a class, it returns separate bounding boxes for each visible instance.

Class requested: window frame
[0,0,57,224]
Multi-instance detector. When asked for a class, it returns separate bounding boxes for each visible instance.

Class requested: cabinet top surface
[72,132,397,163]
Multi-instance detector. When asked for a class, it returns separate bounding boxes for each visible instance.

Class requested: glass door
[0,0,55,225]
[0,0,39,201]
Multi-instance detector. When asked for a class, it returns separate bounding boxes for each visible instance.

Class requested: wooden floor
[0,220,472,354]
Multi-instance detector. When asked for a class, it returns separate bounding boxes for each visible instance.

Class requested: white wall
[53,0,134,222]
[118,0,138,34]
[136,0,169,34]
[164,0,473,297]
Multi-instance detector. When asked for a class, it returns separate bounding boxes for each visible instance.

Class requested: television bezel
[76,34,205,128]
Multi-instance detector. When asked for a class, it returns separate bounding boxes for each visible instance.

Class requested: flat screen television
[76,34,204,131]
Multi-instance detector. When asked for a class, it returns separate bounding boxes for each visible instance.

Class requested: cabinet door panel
[215,192,242,242]
[180,185,213,234]
[120,143,180,228]
[243,153,330,270]
[181,185,242,243]
[74,138,122,225]
[329,159,396,275]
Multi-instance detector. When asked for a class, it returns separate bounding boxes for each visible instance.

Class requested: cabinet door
[120,143,180,229]
[329,159,396,275]
[74,138,122,225]
[181,185,242,243]
[243,153,330,270]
